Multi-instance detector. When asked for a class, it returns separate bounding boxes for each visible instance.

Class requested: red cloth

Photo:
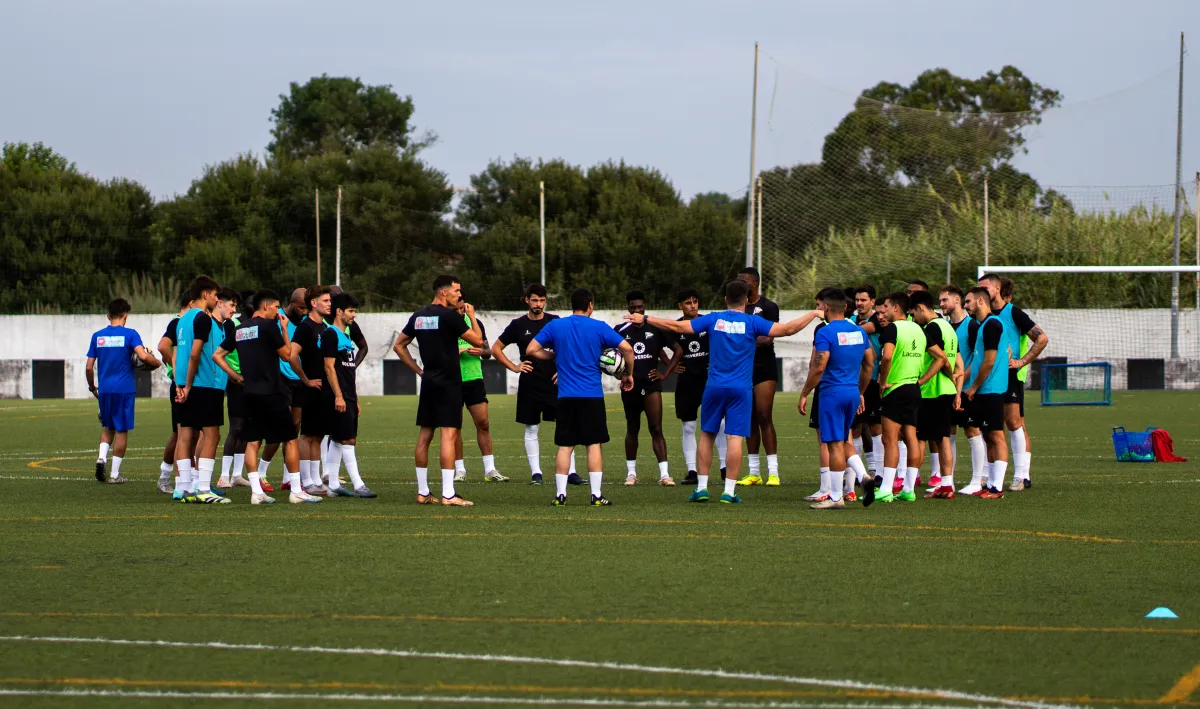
[1151,429,1188,463]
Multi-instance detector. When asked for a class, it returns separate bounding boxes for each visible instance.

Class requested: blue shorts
[700,386,752,438]
[817,387,858,444]
[98,392,136,432]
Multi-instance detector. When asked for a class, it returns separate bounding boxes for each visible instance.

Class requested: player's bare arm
[967,350,997,400]
[798,349,828,415]
[1012,325,1049,368]
[158,337,174,370]
[617,340,635,392]
[918,344,948,387]
[626,313,694,335]
[392,332,424,376]
[85,357,98,398]
[768,309,824,338]
[213,347,244,385]
[460,303,485,348]
[133,345,161,370]
[491,338,534,374]
[324,356,346,412]
[351,327,369,365]
[177,337,204,402]
[648,348,672,381]
[664,342,686,376]
[953,352,966,410]
[879,342,895,390]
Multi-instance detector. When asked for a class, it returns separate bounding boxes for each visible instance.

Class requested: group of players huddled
[84,267,1046,508]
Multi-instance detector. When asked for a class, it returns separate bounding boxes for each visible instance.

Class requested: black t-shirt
[879,322,896,346]
[751,296,780,366]
[292,317,326,380]
[192,312,212,341]
[321,326,357,402]
[1009,305,1036,335]
[614,322,665,381]
[499,313,559,382]
[225,316,286,396]
[923,321,944,351]
[402,304,471,386]
[981,318,1003,352]
[966,319,981,352]
[162,317,180,346]
[673,317,709,380]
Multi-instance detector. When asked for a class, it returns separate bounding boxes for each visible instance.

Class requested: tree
[268,75,417,161]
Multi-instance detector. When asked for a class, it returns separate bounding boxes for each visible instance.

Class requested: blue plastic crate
[1112,426,1156,462]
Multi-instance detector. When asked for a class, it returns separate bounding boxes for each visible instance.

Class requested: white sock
[931,453,940,478]
[569,452,577,475]
[658,461,669,479]
[981,462,992,487]
[589,472,603,498]
[949,438,957,470]
[880,466,897,493]
[257,458,271,481]
[524,425,541,475]
[818,466,831,494]
[248,471,264,495]
[232,453,245,480]
[325,441,343,487]
[847,454,868,483]
[897,441,907,471]
[830,469,845,502]
[416,467,430,496]
[98,442,110,463]
[1008,428,1027,466]
[942,473,954,488]
[220,455,232,480]
[298,460,312,487]
[482,454,496,474]
[175,460,192,493]
[307,459,321,486]
[989,460,1008,490]
[321,436,330,466]
[197,458,215,493]
[555,473,568,496]
[1019,451,1032,481]
[454,459,467,474]
[289,471,302,492]
[342,445,365,489]
[110,456,123,478]
[853,437,864,459]
[903,467,918,493]
[159,461,173,480]
[716,421,728,468]
[724,475,737,496]
[626,460,636,477]
[968,436,987,482]
[697,474,709,491]
[870,434,883,474]
[441,469,456,498]
[748,453,760,478]
[681,421,698,471]
[766,453,779,478]
[843,468,855,495]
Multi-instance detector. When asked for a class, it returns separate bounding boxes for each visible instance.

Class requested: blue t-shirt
[533,315,625,399]
[86,325,144,394]
[689,310,775,389]
[814,319,867,392]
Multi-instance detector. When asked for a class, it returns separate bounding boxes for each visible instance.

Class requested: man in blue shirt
[798,288,874,510]
[627,280,822,504]
[86,298,162,484]
[526,288,634,506]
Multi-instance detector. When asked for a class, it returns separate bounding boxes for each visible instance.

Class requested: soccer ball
[599,348,625,378]
[132,349,155,371]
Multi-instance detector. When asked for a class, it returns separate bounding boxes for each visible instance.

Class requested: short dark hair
[908,279,929,290]
[737,266,760,283]
[854,284,877,300]
[305,284,331,308]
[884,291,910,313]
[178,290,193,308]
[626,290,646,303]
[939,284,964,301]
[999,277,1015,298]
[909,290,935,310]
[967,286,992,302]
[570,288,593,312]
[676,288,700,304]
[433,274,460,292]
[822,289,847,311]
[332,292,359,313]
[106,298,131,319]
[217,287,239,304]
[189,275,218,298]
[978,273,1002,285]
[252,289,280,309]
[524,283,548,299]
[815,286,841,302]
[724,279,750,304]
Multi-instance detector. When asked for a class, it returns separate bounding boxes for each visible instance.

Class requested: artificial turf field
[1,392,1198,709]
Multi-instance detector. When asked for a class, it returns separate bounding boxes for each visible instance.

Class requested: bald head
[289,288,306,307]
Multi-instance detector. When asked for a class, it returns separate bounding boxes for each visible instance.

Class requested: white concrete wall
[3,309,1199,398]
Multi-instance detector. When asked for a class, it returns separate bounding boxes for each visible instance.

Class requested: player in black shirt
[215,288,249,490]
[320,285,371,485]
[614,290,673,487]
[736,267,782,486]
[394,274,485,507]
[665,289,716,486]
[492,284,582,486]
[290,285,332,496]
[319,292,375,498]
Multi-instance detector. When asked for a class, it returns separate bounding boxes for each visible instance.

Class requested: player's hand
[551,373,558,385]
[357,401,361,416]
[278,313,289,327]
[858,395,866,415]
[621,374,634,392]
[88,385,99,399]
[232,373,245,386]
[306,379,322,390]
[954,394,963,411]
[466,347,486,357]
[675,364,686,374]
[1009,359,1024,370]
[176,386,190,404]
[797,394,808,415]
[648,368,663,381]
[463,302,476,317]
[965,387,977,401]
[516,360,534,374]
[623,313,645,325]
[335,396,346,413]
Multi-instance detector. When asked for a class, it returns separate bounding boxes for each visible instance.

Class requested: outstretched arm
[768,309,824,338]
[525,339,555,361]
[625,313,696,336]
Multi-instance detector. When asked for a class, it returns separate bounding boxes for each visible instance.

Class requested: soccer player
[852,285,884,480]
[801,290,831,502]
[214,288,249,490]
[492,285,583,486]
[173,276,229,503]
[318,292,375,498]
[453,298,508,483]
[939,285,985,494]
[86,298,161,485]
[393,275,485,507]
[290,285,333,496]
[798,289,873,510]
[614,290,673,487]
[979,274,1048,491]
[735,267,782,486]
[665,289,722,486]
[321,284,369,484]
[909,291,960,499]
[863,292,925,506]
[526,288,633,506]
[627,280,822,504]
[906,280,929,296]
[962,286,1009,498]
[214,289,315,504]
[155,294,192,494]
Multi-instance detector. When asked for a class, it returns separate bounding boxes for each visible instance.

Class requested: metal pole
[335,186,342,288]
[539,181,546,287]
[946,250,952,285]
[756,175,763,276]
[983,177,990,268]
[1195,171,1199,311]
[1171,32,1184,358]
[745,42,759,267]
[316,191,321,285]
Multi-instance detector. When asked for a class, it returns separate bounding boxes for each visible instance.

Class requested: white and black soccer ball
[131,349,156,371]
[599,347,625,378]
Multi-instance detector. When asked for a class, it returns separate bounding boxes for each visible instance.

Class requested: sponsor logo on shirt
[837,331,864,346]
[688,340,702,353]
[415,316,440,330]
[632,342,650,360]
[96,335,126,348]
[236,326,259,341]
[714,319,746,334]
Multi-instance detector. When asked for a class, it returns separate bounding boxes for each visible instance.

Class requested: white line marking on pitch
[0,636,1079,709]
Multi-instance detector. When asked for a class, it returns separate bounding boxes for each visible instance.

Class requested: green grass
[1,392,1198,709]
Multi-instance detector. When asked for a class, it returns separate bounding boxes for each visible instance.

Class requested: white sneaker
[251,493,276,505]
[958,482,983,495]
[803,490,829,501]
[232,476,252,488]
[624,474,637,486]
[454,470,467,482]
[1008,478,1027,491]
[810,498,845,510]
[289,490,322,504]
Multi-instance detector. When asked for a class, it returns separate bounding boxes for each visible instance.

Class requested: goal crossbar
[977,265,1200,278]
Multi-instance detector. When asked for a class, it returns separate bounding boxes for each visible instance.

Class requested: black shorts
[243,392,298,444]
[752,358,778,385]
[462,379,488,407]
[169,383,181,429]
[953,404,972,429]
[179,386,224,429]
[967,393,1005,433]
[554,397,610,447]
[621,381,662,423]
[854,380,882,427]
[674,376,705,421]
[1006,370,1026,417]
[417,381,463,429]
[299,387,327,437]
[918,394,955,442]
[807,388,820,429]
[516,380,557,425]
[327,405,359,442]
[282,378,304,408]
[226,381,245,420]
[880,383,920,427]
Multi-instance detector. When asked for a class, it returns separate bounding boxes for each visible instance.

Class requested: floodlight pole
[745,42,759,268]
[756,175,763,275]
[539,181,546,287]
[1195,172,1199,311]
[983,177,990,267]
[315,189,321,284]
[1170,32,1184,358]
[335,186,342,288]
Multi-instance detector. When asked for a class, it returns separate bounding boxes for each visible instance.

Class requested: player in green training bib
[865,292,925,506]
[454,302,509,482]
[910,291,961,499]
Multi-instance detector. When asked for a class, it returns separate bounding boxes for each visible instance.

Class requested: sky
[4,0,1200,204]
